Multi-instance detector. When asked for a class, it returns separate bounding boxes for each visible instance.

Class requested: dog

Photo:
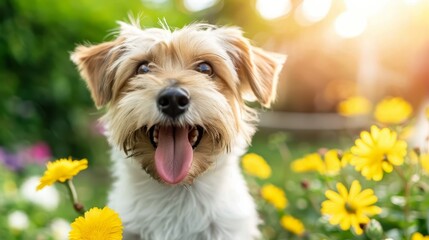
[71,19,285,240]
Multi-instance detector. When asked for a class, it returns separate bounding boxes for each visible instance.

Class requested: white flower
[8,210,29,231]
[50,218,71,240]
[20,176,59,210]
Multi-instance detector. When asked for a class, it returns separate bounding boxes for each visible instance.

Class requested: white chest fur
[108,145,260,240]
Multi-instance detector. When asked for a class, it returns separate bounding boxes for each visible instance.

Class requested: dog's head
[71,21,285,185]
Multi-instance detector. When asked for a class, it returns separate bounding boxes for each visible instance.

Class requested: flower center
[345,202,357,214]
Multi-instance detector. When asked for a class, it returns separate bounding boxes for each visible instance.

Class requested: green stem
[65,179,85,215]
[394,166,410,228]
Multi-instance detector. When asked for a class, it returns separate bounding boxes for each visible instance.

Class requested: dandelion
[412,232,429,240]
[337,96,372,117]
[374,97,412,124]
[241,153,271,179]
[321,180,381,235]
[350,125,407,181]
[69,207,123,240]
[260,184,288,210]
[280,215,305,236]
[37,157,88,190]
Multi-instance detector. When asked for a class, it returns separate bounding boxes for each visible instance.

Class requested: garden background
[2,0,429,239]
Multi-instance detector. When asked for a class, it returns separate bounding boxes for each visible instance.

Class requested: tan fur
[71,37,125,108]
[216,27,285,107]
[71,22,286,185]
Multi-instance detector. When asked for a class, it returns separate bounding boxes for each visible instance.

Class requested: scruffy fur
[71,19,285,240]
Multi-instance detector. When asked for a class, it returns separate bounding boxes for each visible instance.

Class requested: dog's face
[71,21,285,185]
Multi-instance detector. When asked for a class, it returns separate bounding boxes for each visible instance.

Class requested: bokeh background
[1,0,429,239]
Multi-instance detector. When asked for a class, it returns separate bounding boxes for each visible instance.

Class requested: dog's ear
[218,27,286,107]
[70,38,124,108]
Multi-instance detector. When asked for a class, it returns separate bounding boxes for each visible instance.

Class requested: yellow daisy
[37,157,88,190]
[291,150,343,175]
[337,96,372,117]
[241,153,271,179]
[340,151,353,167]
[291,153,324,173]
[350,125,407,181]
[321,180,381,235]
[69,207,123,240]
[374,97,413,124]
[323,149,343,175]
[280,215,305,236]
[260,184,288,210]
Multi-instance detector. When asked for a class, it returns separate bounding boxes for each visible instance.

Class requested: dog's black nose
[157,87,190,118]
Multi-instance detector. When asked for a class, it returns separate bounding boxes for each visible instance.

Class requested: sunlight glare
[184,0,218,12]
[403,0,421,5]
[256,0,292,20]
[301,0,332,23]
[334,11,367,38]
[344,0,389,17]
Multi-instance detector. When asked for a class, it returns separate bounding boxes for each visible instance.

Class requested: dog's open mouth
[149,125,204,149]
[147,125,203,184]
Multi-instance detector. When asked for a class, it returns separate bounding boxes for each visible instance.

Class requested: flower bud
[365,219,383,240]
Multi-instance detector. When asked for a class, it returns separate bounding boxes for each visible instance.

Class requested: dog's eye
[137,62,150,74]
[196,62,213,76]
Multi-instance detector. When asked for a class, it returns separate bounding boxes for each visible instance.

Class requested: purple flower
[0,148,24,171]
[0,142,52,171]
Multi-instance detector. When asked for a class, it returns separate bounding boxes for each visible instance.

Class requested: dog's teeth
[190,129,198,138]
[154,130,158,138]
[190,128,200,146]
[154,137,158,143]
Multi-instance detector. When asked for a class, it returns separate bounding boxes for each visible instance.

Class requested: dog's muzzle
[157,87,190,119]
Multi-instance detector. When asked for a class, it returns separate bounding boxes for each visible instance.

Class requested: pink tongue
[155,126,193,184]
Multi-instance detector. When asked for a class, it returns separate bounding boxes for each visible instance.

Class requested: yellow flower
[412,232,429,240]
[337,96,372,117]
[321,180,382,235]
[260,184,288,210]
[37,157,88,190]
[374,97,413,124]
[291,150,343,175]
[280,215,305,236]
[69,207,123,240]
[350,125,407,181]
[419,153,429,173]
[323,149,342,175]
[291,153,324,173]
[340,151,353,167]
[241,153,271,179]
